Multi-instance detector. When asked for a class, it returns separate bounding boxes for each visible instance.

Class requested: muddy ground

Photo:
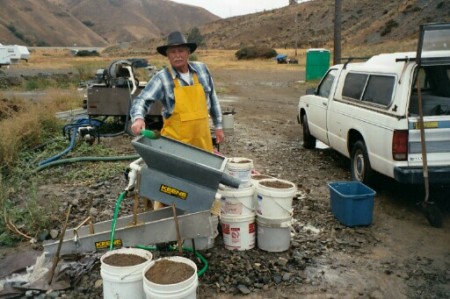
[1,66,449,299]
[204,67,450,299]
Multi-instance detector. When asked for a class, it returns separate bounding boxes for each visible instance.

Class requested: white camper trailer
[0,46,10,66]
[0,44,30,67]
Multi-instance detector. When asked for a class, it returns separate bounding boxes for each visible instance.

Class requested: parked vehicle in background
[297,23,450,187]
[0,44,29,67]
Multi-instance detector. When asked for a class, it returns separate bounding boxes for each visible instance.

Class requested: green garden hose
[109,190,127,251]
[108,190,209,276]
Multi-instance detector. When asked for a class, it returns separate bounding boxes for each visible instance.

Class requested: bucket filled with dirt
[143,256,198,299]
[251,173,274,184]
[101,247,153,299]
[255,179,297,219]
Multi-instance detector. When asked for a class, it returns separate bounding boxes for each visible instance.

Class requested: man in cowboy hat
[130,31,225,152]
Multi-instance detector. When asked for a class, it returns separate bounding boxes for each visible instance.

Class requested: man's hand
[131,118,145,135]
[215,129,225,143]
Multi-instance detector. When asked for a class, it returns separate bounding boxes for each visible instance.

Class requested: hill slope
[0,0,219,46]
[199,0,450,50]
[0,0,449,50]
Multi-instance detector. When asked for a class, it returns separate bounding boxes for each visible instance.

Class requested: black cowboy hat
[156,31,197,56]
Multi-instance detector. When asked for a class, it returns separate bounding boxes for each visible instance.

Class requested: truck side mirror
[306,88,316,95]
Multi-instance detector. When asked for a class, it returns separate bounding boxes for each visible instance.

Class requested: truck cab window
[362,75,395,106]
[318,69,337,98]
[342,73,368,100]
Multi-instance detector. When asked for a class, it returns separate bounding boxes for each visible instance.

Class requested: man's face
[166,46,190,71]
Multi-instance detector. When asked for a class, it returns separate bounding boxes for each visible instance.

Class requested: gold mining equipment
[85,59,163,131]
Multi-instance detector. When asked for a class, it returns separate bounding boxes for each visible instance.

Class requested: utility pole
[295,12,298,56]
[333,0,342,65]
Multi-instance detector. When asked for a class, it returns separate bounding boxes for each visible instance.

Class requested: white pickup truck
[297,23,450,186]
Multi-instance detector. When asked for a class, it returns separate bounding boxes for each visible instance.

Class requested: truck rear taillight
[392,130,408,161]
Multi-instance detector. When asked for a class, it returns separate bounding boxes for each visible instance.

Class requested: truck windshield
[318,69,337,98]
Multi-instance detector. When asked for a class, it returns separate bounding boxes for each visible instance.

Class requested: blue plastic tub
[327,181,376,227]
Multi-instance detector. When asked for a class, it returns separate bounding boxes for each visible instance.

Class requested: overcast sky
[170,0,290,18]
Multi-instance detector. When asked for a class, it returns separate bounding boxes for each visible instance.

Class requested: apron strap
[168,66,199,87]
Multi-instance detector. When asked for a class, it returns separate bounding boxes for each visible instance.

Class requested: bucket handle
[119,263,149,280]
[262,190,294,216]
[272,197,294,216]
[240,200,255,213]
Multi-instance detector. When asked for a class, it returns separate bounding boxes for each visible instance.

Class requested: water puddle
[220,95,241,103]
[0,252,48,291]
[316,141,329,149]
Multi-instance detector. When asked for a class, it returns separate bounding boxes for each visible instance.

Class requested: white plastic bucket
[184,215,219,250]
[220,213,255,251]
[101,248,153,299]
[256,179,297,219]
[219,184,255,216]
[225,157,253,188]
[222,113,234,130]
[143,256,198,299]
[256,216,292,252]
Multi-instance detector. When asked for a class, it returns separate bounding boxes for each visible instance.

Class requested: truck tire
[351,140,374,184]
[302,114,316,149]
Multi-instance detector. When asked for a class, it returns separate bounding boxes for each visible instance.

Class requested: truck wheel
[351,141,374,184]
[302,114,316,149]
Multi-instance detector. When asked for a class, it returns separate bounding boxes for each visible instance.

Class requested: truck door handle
[322,102,327,106]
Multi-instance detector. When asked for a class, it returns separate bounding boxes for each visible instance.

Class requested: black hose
[38,127,78,166]
[36,154,140,172]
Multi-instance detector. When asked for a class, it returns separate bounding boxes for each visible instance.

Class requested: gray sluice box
[132,135,241,212]
[43,208,213,256]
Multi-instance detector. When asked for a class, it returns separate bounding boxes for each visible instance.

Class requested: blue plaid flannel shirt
[130,61,223,129]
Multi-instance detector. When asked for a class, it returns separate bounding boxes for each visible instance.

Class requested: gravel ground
[0,67,449,299]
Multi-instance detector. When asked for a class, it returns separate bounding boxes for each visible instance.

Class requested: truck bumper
[394,166,450,184]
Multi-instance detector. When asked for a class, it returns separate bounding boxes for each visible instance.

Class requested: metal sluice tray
[132,135,240,212]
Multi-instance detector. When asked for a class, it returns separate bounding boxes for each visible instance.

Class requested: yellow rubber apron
[161,72,213,152]
[154,72,213,210]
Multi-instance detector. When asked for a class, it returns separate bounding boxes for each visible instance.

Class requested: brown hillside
[0,0,220,46]
[0,0,449,50]
[198,0,450,50]
[0,0,108,46]
[65,0,220,44]
[108,0,450,58]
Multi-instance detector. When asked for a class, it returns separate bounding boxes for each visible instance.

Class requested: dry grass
[25,43,420,77]
[195,49,306,70]
[18,48,306,77]
[0,90,80,170]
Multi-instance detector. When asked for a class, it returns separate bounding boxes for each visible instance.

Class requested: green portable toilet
[305,48,330,81]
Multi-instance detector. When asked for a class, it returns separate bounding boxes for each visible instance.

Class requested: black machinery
[84,59,162,128]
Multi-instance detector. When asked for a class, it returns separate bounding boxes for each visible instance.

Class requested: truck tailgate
[407,117,450,166]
